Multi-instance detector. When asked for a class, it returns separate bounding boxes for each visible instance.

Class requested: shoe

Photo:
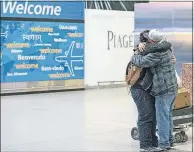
[140,147,164,152]
[152,143,158,148]
[166,147,171,150]
[140,148,148,152]
[140,147,156,152]
[153,147,168,152]
[166,143,176,150]
[170,143,176,147]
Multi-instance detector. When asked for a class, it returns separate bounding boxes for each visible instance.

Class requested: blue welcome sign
[1,1,84,83]
[1,1,84,20]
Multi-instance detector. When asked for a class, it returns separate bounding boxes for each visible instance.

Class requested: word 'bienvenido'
[2,1,61,16]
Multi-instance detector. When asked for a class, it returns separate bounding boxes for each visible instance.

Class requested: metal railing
[97,80,126,89]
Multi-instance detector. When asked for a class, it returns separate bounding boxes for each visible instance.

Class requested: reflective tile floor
[1,87,193,151]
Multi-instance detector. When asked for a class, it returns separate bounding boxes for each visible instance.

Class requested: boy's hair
[139,30,150,42]
[133,30,150,52]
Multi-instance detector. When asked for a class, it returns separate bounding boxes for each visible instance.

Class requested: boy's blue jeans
[131,87,158,149]
[155,92,177,148]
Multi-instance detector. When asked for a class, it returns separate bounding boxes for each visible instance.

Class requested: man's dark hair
[139,30,150,42]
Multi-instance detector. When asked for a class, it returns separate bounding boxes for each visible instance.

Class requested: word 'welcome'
[2,1,61,16]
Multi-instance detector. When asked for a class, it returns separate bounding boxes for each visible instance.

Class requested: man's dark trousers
[131,87,158,148]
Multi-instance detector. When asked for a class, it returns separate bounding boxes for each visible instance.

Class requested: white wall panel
[85,9,134,86]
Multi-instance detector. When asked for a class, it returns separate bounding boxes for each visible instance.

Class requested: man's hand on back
[138,42,146,52]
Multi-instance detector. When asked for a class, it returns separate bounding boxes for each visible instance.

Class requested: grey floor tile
[1,87,193,152]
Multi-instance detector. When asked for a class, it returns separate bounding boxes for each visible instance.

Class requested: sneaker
[170,143,176,147]
[140,147,165,152]
[153,147,168,152]
[152,143,158,148]
[166,143,176,150]
[140,147,155,152]
[140,148,148,152]
[166,147,171,150]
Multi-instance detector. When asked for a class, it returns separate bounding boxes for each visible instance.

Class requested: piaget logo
[107,31,133,50]
[2,1,62,16]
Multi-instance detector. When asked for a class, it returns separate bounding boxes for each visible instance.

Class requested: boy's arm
[131,53,161,68]
[138,41,172,56]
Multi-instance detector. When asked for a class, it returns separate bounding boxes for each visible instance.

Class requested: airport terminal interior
[1,0,193,152]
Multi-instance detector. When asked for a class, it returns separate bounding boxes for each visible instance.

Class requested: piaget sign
[108,31,134,50]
